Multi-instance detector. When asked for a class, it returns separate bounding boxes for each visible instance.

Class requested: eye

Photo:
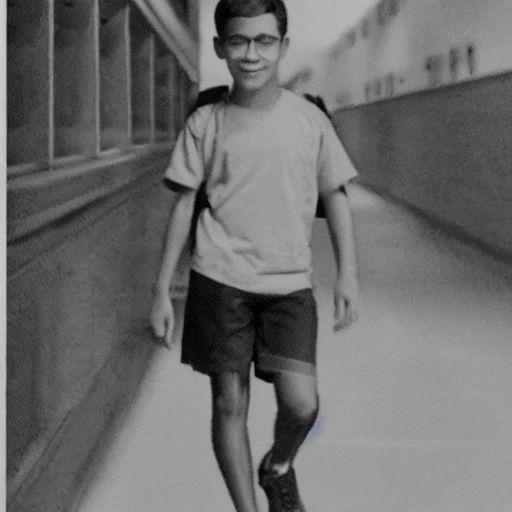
[256,35,279,45]
[226,36,247,47]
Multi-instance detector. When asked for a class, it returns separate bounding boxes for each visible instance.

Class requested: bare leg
[210,371,259,512]
[269,372,319,468]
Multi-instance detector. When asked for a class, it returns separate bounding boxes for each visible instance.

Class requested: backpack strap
[188,86,229,252]
[193,85,230,112]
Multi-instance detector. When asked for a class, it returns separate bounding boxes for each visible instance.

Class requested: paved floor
[75,185,512,512]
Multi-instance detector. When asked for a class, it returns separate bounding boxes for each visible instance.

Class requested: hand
[333,276,359,331]
[149,290,175,349]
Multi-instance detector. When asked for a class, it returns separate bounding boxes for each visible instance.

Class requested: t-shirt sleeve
[317,121,358,194]
[163,109,208,191]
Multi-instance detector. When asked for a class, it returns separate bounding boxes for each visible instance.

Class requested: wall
[7,153,182,512]
[6,1,198,510]
[333,71,512,259]
[324,0,512,259]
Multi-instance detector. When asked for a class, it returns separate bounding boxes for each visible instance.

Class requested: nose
[244,39,259,60]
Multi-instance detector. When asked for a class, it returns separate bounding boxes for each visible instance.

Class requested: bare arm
[320,187,360,330]
[150,188,196,345]
[153,188,196,295]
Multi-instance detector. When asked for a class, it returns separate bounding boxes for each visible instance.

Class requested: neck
[230,82,281,109]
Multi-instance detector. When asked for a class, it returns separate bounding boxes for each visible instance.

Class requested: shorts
[181,271,318,382]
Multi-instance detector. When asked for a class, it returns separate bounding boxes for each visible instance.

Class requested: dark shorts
[181,271,318,382]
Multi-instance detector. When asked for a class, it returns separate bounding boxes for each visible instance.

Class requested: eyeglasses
[223,35,282,57]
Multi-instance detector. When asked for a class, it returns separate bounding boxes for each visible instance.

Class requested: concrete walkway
[75,184,512,512]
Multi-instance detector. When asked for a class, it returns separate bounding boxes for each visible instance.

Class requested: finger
[335,293,345,315]
[164,318,173,349]
[344,299,355,324]
[154,327,166,339]
[333,309,348,331]
[151,320,166,339]
[334,314,351,331]
[148,318,162,337]
[334,298,357,331]
[334,291,346,319]
[347,298,361,325]
[148,317,169,347]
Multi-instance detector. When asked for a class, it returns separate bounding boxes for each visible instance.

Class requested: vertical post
[126,4,133,145]
[149,33,156,144]
[93,0,101,156]
[53,0,99,160]
[99,3,131,152]
[7,0,52,171]
[48,0,55,168]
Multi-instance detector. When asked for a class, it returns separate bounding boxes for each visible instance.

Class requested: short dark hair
[214,0,288,39]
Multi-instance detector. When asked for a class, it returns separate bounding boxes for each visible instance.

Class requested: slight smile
[239,68,265,75]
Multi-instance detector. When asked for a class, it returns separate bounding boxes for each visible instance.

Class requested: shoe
[258,453,306,512]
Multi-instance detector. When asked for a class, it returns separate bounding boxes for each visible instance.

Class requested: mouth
[239,68,265,76]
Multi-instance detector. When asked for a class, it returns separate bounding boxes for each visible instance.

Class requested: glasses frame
[222,34,283,57]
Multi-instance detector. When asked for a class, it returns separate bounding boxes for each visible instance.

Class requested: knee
[213,391,248,419]
[211,375,250,419]
[283,394,319,425]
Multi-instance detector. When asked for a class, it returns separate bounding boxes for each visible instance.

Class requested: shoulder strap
[188,86,228,252]
[303,93,331,119]
[191,86,229,184]
[192,85,230,112]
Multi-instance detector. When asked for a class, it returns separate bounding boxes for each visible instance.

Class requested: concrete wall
[321,0,512,261]
[6,152,190,511]
[332,71,512,260]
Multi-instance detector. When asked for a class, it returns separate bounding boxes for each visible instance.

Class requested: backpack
[185,87,340,251]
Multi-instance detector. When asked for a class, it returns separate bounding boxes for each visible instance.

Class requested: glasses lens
[226,36,247,53]
[255,36,280,54]
[225,36,281,56]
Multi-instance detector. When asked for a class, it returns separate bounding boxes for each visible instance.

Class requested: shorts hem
[182,360,251,377]
[256,354,316,379]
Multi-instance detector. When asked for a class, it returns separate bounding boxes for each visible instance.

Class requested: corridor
[75,184,512,512]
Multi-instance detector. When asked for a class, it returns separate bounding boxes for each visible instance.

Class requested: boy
[150,1,359,511]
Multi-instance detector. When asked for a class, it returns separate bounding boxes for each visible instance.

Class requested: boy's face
[214,13,289,94]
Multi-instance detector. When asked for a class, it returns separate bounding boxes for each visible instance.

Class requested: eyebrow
[226,32,280,39]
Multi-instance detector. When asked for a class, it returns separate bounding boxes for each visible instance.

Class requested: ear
[213,37,226,60]
[279,37,290,59]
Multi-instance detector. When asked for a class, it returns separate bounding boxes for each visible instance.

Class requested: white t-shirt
[164,88,357,294]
